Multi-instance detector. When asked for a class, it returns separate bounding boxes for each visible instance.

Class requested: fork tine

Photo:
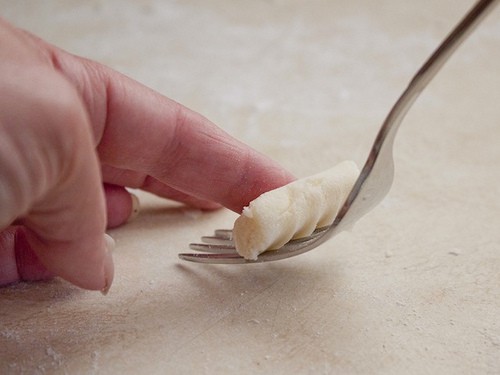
[179,235,321,263]
[213,229,233,240]
[188,242,237,254]
[191,226,326,254]
[178,252,249,264]
[182,229,325,263]
[200,236,233,245]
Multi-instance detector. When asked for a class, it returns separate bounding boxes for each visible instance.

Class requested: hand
[0,18,294,292]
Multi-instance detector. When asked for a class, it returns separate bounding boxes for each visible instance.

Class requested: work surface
[1,1,499,373]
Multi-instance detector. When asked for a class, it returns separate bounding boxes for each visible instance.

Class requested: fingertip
[23,230,116,293]
[104,184,140,228]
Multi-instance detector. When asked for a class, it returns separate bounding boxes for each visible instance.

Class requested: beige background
[1,0,499,373]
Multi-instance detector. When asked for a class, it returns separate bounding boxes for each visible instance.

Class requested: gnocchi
[233,160,359,260]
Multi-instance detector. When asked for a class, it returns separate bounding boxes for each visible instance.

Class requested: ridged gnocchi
[233,160,359,260]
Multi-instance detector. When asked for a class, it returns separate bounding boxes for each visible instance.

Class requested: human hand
[0,18,294,293]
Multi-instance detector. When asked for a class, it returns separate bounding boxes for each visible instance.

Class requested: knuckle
[0,68,92,218]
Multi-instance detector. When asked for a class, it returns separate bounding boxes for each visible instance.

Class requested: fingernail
[101,233,115,295]
[127,193,140,223]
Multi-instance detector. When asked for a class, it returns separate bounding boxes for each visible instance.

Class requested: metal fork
[179,0,498,264]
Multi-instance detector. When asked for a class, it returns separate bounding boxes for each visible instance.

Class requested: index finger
[52,49,295,212]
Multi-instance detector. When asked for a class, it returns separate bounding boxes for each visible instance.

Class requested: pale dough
[233,160,360,260]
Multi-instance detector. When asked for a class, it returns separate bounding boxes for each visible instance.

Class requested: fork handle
[375,0,498,174]
[337,0,499,231]
[412,0,498,93]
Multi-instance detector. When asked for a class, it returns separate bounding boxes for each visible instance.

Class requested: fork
[179,0,498,264]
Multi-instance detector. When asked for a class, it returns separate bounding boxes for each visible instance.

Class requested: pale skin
[0,18,295,292]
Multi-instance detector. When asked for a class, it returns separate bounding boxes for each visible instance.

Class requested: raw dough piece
[233,160,359,260]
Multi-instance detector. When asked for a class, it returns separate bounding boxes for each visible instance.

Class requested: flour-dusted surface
[1,1,500,374]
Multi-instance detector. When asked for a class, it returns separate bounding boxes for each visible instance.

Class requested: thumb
[0,66,114,292]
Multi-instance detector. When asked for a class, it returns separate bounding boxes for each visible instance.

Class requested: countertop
[1,1,499,373]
